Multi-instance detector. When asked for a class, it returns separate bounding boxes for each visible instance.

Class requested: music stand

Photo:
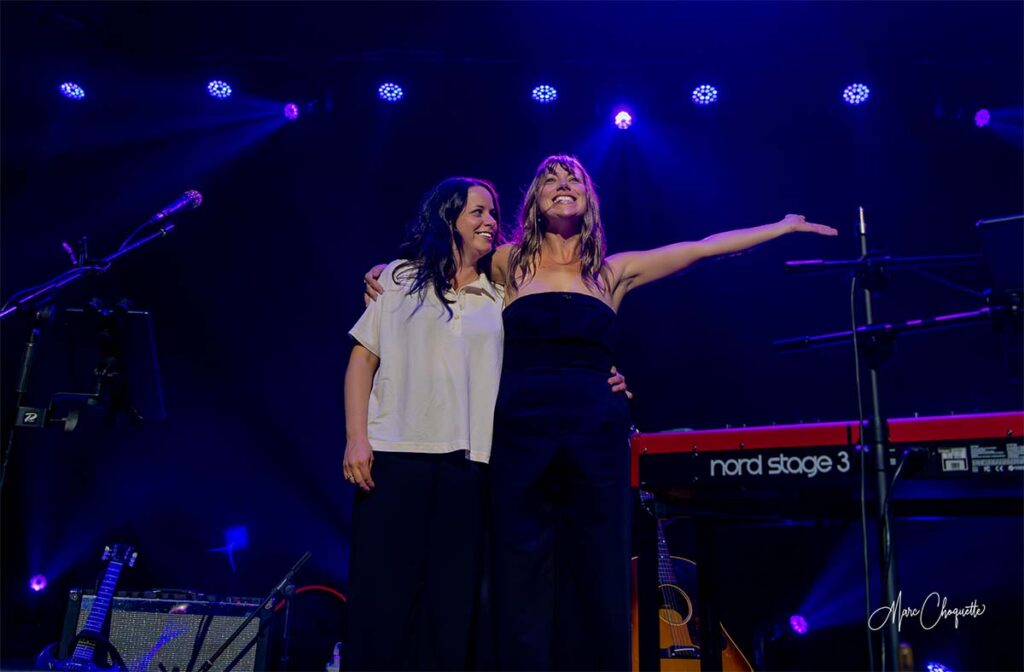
[17,302,166,432]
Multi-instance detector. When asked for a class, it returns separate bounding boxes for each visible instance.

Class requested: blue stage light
[842,83,871,106]
[925,663,952,672]
[614,110,633,130]
[59,82,85,101]
[378,82,404,103]
[29,574,47,592]
[284,102,300,120]
[531,85,558,104]
[789,614,808,635]
[974,109,990,128]
[691,84,719,105]
[207,80,233,99]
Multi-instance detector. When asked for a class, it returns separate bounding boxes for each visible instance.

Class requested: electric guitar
[36,544,137,671]
[631,492,752,671]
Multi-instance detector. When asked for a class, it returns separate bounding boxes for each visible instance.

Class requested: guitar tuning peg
[129,552,138,567]
[102,546,111,560]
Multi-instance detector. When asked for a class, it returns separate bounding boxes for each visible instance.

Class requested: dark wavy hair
[393,176,502,317]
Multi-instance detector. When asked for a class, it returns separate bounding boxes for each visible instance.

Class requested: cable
[850,271,878,672]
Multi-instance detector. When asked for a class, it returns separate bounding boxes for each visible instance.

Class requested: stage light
[531,84,558,104]
[225,525,249,549]
[378,82,404,103]
[925,663,952,672]
[789,614,808,635]
[284,102,300,121]
[691,84,718,105]
[207,80,233,99]
[974,109,990,128]
[208,525,250,573]
[29,575,47,592]
[614,110,633,130]
[59,82,85,101]
[842,83,871,106]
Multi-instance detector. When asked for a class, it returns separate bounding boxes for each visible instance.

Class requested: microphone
[143,190,203,226]
[116,190,204,252]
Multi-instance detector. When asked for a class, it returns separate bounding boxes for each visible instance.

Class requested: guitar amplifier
[56,590,273,671]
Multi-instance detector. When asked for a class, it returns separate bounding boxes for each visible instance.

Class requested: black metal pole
[0,308,50,497]
[858,209,899,672]
[198,552,310,672]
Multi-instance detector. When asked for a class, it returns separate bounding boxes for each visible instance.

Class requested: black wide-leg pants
[346,451,485,671]
[489,368,632,672]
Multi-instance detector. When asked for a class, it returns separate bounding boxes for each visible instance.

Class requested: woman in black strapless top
[362,156,835,670]
[490,291,632,671]
[485,155,837,671]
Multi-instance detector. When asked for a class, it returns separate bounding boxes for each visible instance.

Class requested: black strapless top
[501,292,616,373]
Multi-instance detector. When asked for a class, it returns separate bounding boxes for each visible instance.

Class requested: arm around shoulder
[488,243,514,286]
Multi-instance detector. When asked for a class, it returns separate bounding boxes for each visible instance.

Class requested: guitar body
[35,641,123,671]
[631,554,753,672]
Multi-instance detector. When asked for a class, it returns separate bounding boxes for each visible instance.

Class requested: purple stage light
[842,83,871,106]
[692,84,719,105]
[925,664,952,672]
[59,82,85,100]
[531,85,558,104]
[29,575,47,592]
[284,102,300,120]
[789,614,808,635]
[378,82,404,103]
[614,110,633,130]
[207,80,233,99]
[974,109,990,128]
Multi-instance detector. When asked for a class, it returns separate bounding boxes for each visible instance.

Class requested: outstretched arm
[607,214,836,296]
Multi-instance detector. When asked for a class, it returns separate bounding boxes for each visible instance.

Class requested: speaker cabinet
[57,590,272,672]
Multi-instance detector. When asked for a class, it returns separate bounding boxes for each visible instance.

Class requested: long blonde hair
[508,155,607,290]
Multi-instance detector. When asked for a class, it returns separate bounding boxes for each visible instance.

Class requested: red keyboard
[631,412,1024,517]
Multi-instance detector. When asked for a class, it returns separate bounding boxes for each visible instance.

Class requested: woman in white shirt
[343,177,503,670]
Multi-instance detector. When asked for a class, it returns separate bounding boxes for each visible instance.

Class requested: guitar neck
[71,560,124,662]
[655,521,675,584]
[641,491,678,586]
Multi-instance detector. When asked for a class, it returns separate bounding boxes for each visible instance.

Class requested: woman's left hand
[779,214,838,237]
[608,366,634,400]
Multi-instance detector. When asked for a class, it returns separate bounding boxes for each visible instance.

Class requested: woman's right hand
[343,437,376,492]
[363,264,387,306]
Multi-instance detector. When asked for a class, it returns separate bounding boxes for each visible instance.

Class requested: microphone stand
[781,208,900,671]
[0,222,176,322]
[197,552,311,672]
[773,307,994,353]
[855,212,900,672]
[784,252,983,274]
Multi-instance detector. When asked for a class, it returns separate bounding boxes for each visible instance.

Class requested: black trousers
[346,451,485,671]
[489,418,632,671]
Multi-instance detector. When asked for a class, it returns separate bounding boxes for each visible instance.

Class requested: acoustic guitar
[631,493,752,671]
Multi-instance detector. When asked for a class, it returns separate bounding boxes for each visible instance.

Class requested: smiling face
[537,163,588,222]
[454,185,498,263]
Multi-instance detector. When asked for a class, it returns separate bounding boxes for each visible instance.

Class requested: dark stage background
[2,2,1022,670]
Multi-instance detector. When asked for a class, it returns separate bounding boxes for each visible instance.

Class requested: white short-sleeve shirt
[349,260,504,464]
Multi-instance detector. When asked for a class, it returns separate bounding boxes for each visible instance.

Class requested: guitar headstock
[102,544,138,567]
